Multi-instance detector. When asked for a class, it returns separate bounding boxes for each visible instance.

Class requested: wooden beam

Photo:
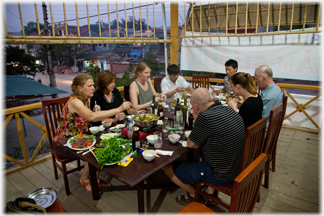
[170,2,179,65]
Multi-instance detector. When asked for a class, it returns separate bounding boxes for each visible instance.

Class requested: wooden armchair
[228,153,268,212]
[263,103,283,189]
[153,77,164,93]
[192,75,209,89]
[176,202,216,214]
[42,96,84,196]
[194,117,267,210]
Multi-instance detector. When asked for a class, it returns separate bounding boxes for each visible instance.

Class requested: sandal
[97,179,113,187]
[201,186,219,206]
[79,178,92,192]
[175,192,195,206]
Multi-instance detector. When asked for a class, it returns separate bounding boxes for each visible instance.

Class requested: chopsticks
[139,147,160,157]
[87,146,96,157]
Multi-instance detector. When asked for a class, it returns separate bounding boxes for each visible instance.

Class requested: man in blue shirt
[254,65,282,126]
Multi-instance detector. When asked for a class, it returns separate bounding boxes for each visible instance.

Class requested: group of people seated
[52,58,283,202]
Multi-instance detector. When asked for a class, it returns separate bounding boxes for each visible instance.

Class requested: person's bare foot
[79,178,92,192]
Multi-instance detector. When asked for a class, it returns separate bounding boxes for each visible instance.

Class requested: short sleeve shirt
[261,82,282,126]
[161,75,190,99]
[188,103,246,182]
[224,76,232,94]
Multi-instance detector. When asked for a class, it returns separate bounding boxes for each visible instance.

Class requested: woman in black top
[228,72,263,128]
[90,70,139,126]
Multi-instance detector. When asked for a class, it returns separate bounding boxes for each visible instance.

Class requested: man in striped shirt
[164,88,246,206]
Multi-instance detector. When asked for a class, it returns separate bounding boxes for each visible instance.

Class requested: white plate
[100,133,119,140]
[65,135,96,151]
[115,124,126,129]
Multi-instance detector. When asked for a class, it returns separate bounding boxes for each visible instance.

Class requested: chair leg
[52,155,59,180]
[264,158,270,189]
[77,159,82,171]
[271,144,277,172]
[61,163,71,196]
[194,183,202,202]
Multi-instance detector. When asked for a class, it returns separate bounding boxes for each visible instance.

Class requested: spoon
[123,99,146,121]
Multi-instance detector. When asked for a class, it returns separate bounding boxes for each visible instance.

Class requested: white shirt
[161,75,190,99]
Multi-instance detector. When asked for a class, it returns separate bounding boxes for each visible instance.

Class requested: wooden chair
[176,202,216,214]
[192,75,209,89]
[262,103,283,189]
[124,84,130,101]
[153,77,164,93]
[42,96,84,196]
[47,198,66,213]
[228,153,268,213]
[270,90,288,173]
[194,117,267,210]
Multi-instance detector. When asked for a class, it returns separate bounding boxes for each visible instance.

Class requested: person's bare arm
[68,98,131,122]
[187,139,200,148]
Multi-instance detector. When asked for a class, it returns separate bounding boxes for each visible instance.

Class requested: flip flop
[201,186,219,206]
[97,179,113,187]
[80,178,92,192]
[175,192,195,206]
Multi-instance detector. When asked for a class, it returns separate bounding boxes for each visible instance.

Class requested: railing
[3,80,320,175]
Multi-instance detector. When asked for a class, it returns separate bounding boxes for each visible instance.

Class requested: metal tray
[26,187,57,209]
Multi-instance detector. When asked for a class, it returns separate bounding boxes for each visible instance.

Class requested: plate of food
[65,134,96,151]
[94,136,133,168]
[100,133,119,140]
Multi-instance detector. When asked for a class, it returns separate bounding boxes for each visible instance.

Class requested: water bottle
[128,120,134,139]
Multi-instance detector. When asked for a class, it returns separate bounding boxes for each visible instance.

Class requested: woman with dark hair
[53,73,132,192]
[129,62,166,111]
[90,70,144,126]
[228,72,263,128]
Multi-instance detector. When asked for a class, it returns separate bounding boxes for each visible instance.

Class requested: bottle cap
[134,152,137,156]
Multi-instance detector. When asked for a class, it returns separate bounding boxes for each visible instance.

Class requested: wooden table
[56,110,193,213]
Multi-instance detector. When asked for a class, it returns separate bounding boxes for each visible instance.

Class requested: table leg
[137,180,145,213]
[89,163,100,200]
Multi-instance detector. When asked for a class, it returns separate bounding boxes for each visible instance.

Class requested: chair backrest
[124,84,130,101]
[153,77,164,93]
[238,117,267,174]
[282,90,288,122]
[192,75,209,89]
[42,96,70,149]
[263,103,283,154]
[229,153,268,213]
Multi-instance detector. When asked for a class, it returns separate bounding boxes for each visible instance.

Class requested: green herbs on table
[95,136,132,169]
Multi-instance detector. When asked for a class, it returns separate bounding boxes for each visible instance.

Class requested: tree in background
[23,21,45,53]
[5,46,45,76]
[141,54,160,77]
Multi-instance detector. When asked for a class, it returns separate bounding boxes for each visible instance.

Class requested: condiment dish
[168,134,181,144]
[146,135,158,145]
[143,150,156,161]
[102,119,112,128]
[89,126,100,135]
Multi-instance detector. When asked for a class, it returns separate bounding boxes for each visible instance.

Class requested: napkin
[99,125,105,131]
[155,150,174,156]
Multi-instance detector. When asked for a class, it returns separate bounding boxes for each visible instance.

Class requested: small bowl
[102,119,112,128]
[168,134,181,144]
[146,135,158,145]
[143,150,156,161]
[89,126,100,135]
[185,130,191,138]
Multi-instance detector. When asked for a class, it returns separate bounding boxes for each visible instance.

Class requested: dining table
[55,109,196,213]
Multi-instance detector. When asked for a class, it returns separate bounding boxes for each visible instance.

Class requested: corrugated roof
[5,75,68,97]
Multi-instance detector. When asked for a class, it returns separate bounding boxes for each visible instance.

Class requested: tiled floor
[3,127,320,214]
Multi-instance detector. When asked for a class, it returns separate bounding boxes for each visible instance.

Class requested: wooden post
[170,2,179,65]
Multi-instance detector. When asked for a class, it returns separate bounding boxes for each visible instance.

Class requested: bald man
[164,88,246,206]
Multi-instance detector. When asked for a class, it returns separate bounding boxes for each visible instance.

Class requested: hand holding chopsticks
[139,147,160,157]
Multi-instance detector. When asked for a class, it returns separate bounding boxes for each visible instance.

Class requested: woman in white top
[129,62,166,110]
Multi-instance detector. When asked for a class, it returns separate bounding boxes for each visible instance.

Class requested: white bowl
[185,130,191,138]
[143,150,156,161]
[102,119,112,128]
[168,134,181,144]
[89,126,100,135]
[146,135,158,145]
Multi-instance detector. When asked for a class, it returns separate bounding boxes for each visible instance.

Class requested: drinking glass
[153,132,162,148]
[163,120,169,133]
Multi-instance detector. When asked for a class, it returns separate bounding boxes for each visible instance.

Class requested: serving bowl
[89,126,100,135]
[102,119,112,128]
[168,134,181,144]
[133,114,159,127]
[146,135,158,145]
[143,150,156,161]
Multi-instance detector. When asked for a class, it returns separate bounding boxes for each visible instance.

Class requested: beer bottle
[188,109,194,130]
[132,126,140,151]
[157,102,163,118]
[174,98,181,128]
[182,98,188,129]
[151,95,158,115]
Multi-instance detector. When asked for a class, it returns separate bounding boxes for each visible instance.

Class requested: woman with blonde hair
[228,72,263,128]
[53,73,132,192]
[129,62,166,111]
[90,70,144,126]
